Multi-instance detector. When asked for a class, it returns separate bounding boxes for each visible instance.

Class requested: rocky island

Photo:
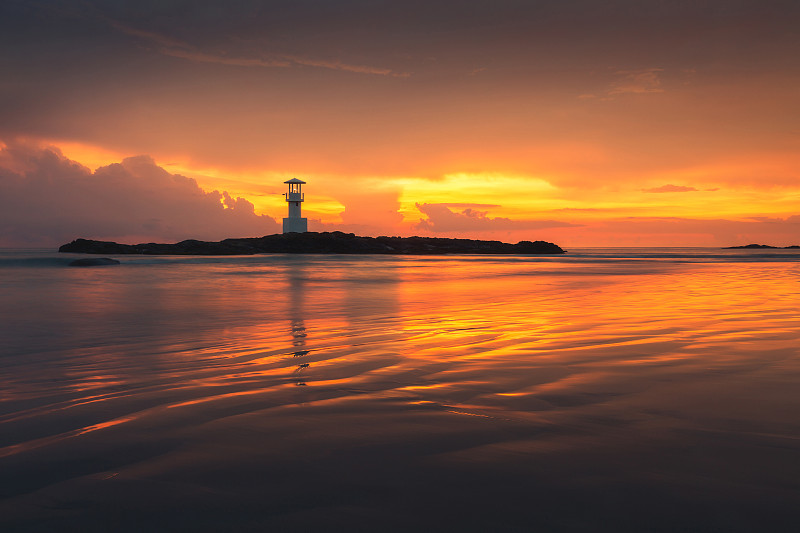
[724,244,800,249]
[59,232,566,255]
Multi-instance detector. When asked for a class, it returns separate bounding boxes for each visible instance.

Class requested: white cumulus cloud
[0,141,279,246]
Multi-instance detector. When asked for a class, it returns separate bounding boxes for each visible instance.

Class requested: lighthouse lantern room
[282,178,308,233]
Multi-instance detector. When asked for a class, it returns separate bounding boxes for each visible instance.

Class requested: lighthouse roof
[284,178,306,184]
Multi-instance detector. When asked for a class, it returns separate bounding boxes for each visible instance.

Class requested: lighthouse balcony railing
[285,192,304,201]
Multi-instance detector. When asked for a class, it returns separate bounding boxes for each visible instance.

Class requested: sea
[1,247,799,532]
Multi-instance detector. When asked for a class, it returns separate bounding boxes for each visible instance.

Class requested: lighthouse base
[282,217,308,234]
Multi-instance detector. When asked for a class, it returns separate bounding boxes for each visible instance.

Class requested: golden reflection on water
[1,256,799,502]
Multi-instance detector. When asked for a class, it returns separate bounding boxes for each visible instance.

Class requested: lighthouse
[282,178,308,233]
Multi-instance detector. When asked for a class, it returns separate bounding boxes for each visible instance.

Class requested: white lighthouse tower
[282,178,308,233]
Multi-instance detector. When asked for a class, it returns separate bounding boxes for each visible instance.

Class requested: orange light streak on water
[1,252,799,530]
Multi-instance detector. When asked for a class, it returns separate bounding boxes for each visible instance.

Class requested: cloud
[747,215,800,224]
[642,184,700,193]
[432,203,502,209]
[340,189,403,228]
[111,21,409,77]
[526,214,800,247]
[582,216,800,245]
[415,203,578,233]
[608,68,664,95]
[107,21,194,51]
[285,56,409,77]
[314,185,404,237]
[161,48,291,69]
[0,141,278,246]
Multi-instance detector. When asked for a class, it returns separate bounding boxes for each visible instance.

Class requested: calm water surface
[1,248,799,531]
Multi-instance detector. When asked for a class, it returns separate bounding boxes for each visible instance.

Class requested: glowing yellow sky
[2,2,799,246]
[51,135,800,247]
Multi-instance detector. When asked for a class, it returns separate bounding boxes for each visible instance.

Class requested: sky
[1,0,799,247]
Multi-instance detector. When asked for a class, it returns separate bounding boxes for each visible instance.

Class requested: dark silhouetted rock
[68,257,121,266]
[725,244,800,249]
[59,232,566,256]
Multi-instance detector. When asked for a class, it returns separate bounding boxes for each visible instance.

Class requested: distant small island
[724,244,800,249]
[59,232,566,255]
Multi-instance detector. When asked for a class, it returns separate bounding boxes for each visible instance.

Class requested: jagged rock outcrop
[725,244,800,249]
[68,257,121,266]
[59,232,566,255]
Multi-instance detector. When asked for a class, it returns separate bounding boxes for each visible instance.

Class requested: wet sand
[1,250,799,531]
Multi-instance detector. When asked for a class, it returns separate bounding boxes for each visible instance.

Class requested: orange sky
[1,1,799,246]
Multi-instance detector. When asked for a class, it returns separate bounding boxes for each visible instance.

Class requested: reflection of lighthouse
[288,266,309,385]
[282,178,308,234]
